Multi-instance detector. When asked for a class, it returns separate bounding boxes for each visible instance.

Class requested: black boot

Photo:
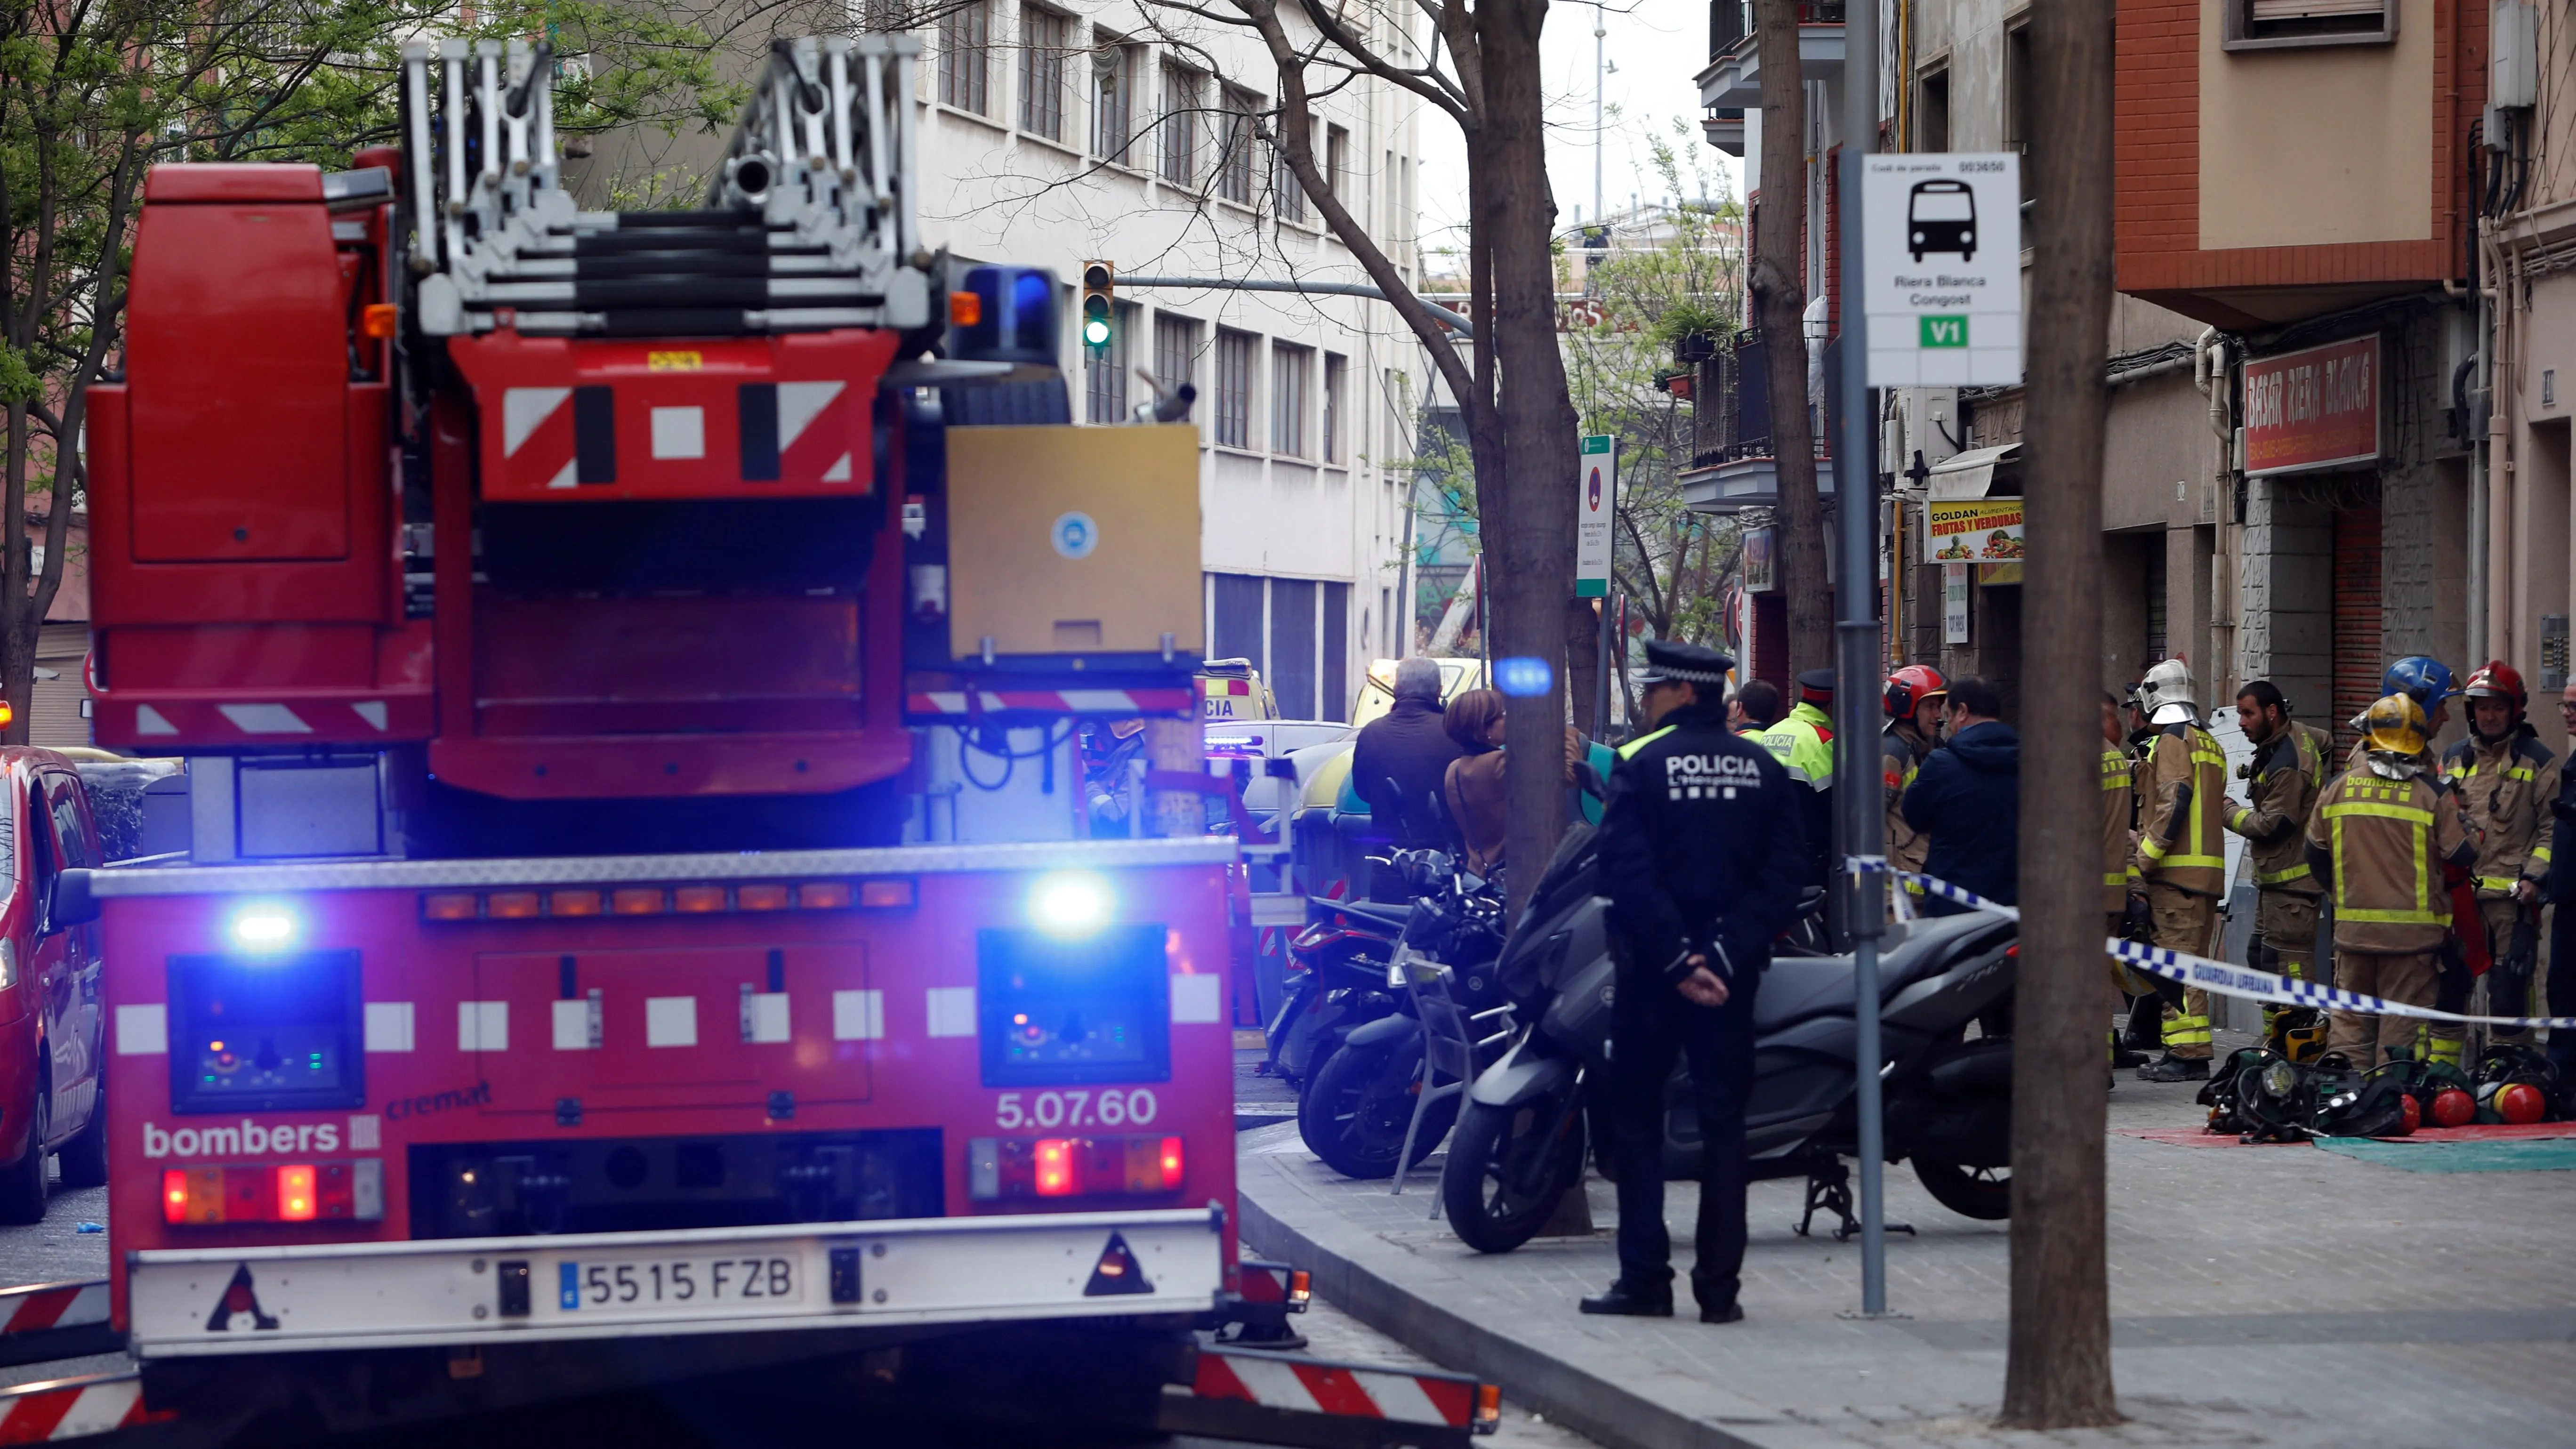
[1578,1280,1674,1317]
[2136,1054,2209,1083]
[1698,1299,1745,1324]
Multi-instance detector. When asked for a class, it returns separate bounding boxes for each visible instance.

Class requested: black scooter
[1295,862,1510,1178]
[1438,825,2018,1252]
[1264,850,1463,1089]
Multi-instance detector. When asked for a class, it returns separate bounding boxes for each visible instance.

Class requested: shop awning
[1926,443,2021,500]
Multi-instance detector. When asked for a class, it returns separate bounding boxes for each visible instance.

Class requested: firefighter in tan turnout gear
[2131,659,2230,1082]
[2305,695,2480,1068]
[2438,661,2559,1055]
[2224,681,2331,1038]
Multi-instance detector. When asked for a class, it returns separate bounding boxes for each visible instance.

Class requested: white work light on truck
[1029,873,1113,939]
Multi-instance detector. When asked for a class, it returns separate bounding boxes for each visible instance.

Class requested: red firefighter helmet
[1884,665,1948,722]
[2461,660,2528,715]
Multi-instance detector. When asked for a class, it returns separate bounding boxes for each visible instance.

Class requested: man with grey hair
[1351,658,1464,849]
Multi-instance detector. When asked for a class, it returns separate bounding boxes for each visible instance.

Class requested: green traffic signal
[1080,261,1114,352]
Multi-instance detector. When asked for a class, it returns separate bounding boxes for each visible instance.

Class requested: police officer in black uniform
[1580,642,1808,1324]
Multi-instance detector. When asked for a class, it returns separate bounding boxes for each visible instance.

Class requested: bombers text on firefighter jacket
[1600,700,1810,987]
[2133,720,2228,896]
[2302,761,2477,955]
[2440,726,2559,898]
[2226,727,2328,897]
[2101,745,2136,912]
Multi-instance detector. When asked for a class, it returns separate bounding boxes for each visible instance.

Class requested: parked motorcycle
[1296,858,1513,1179]
[1438,825,2018,1252]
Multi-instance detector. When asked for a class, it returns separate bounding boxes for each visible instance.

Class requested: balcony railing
[1686,327,1833,473]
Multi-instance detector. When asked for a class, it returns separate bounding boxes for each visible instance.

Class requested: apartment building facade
[569,5,1429,723]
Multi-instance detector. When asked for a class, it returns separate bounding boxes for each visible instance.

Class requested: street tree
[0,0,728,743]
[1143,0,1580,905]
[2000,0,2120,1429]
[1746,0,1827,678]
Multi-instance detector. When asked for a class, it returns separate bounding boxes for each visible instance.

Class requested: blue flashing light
[1495,657,1554,698]
[1030,872,1115,940]
[225,901,304,953]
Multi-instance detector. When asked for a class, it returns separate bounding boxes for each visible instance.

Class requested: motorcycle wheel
[1440,1099,1585,1254]
[1298,1038,1453,1180]
[1911,1156,2012,1220]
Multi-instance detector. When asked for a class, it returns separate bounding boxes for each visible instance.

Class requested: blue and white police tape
[1895,870,2576,1031]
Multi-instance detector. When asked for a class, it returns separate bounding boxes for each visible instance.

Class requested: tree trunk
[1999,0,2120,1430]
[1747,0,1828,681]
[1477,0,1577,909]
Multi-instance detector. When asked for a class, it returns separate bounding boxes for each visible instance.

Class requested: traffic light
[1081,261,1115,352]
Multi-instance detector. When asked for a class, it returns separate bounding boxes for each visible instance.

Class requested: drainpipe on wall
[2485,233,2517,668]
[2467,269,2489,667]
[2194,329,2237,689]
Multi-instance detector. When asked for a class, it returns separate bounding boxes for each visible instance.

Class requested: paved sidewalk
[1238,1068,2576,1449]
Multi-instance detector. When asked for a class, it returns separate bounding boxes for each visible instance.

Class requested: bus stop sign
[1861,154,2022,388]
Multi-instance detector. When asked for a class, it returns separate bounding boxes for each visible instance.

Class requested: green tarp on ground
[2312,1136,2576,1173]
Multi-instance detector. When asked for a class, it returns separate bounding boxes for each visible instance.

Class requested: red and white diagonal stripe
[906,688,1198,718]
[0,1281,106,1337]
[0,1375,167,1441]
[1193,1350,1477,1428]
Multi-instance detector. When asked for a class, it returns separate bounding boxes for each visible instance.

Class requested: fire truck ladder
[399,35,930,338]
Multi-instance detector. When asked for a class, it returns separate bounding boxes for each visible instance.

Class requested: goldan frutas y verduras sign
[1920,498,2024,564]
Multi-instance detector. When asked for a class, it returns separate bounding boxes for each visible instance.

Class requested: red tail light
[161,1161,383,1224]
[968,1135,1188,1200]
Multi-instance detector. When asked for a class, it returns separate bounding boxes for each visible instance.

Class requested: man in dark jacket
[1581,641,1806,1325]
[1902,676,2020,907]
[2549,680,2576,1076]
[1349,658,1463,848]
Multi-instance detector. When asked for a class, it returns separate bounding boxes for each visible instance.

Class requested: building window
[2226,0,2395,49]
[1216,87,1259,204]
[1210,572,1266,669]
[1915,67,1949,153]
[938,0,991,114]
[1084,301,1135,423]
[1153,311,1201,400]
[1321,581,1349,721]
[1159,63,1202,185]
[1018,7,1069,141]
[1092,36,1141,162]
[1271,578,1317,719]
[1321,353,1346,462]
[1272,344,1309,456]
[1326,123,1350,202]
[1274,121,1308,221]
[1214,329,1256,449]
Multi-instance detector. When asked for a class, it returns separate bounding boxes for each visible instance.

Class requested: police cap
[1797,668,1836,704]
[1637,640,1734,687]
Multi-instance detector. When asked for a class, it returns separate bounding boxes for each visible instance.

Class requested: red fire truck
[57,33,1278,1438]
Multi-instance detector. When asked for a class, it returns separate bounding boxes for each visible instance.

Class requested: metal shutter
[2331,506,2383,756]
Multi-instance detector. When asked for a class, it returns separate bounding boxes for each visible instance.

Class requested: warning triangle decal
[1082,1232,1156,1296]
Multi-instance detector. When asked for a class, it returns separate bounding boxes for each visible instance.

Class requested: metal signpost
[1831,0,1894,1321]
[1579,435,1618,737]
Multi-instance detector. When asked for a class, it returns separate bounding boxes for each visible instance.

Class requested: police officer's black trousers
[1608,964,1757,1307]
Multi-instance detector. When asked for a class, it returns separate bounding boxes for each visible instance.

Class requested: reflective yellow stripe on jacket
[2321,793,2444,925]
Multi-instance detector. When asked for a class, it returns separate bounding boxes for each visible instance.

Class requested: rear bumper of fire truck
[128,1205,1223,1358]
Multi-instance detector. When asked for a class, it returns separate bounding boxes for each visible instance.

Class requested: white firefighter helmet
[2138,659,2198,724]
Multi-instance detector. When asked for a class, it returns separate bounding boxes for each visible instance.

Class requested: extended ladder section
[400,35,931,338]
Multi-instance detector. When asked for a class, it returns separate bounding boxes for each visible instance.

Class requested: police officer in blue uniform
[1580,641,1808,1324]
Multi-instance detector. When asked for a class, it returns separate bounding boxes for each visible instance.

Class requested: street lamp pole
[1830,0,1896,1320]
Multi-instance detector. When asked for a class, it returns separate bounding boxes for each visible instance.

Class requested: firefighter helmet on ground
[2461,660,2529,714]
[2360,694,2430,757]
[1884,665,1948,721]
[2381,656,2462,708]
[2138,658,2198,724]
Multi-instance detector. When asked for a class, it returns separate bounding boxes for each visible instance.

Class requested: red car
[0,749,107,1221]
